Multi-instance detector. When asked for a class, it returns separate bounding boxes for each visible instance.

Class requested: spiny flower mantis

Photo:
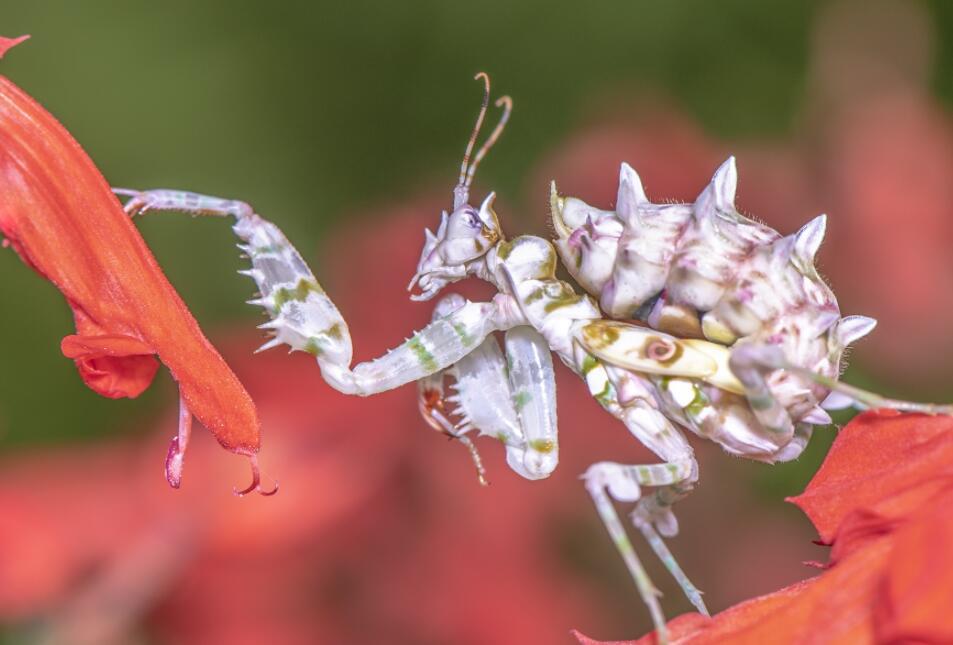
[114,74,951,643]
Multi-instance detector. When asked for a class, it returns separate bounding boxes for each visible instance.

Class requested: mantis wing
[576,320,744,394]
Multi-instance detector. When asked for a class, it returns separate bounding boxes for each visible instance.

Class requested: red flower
[574,410,953,644]
[0,199,623,644]
[0,36,265,491]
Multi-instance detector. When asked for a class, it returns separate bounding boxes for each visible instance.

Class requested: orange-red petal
[788,410,953,543]
[0,64,260,456]
[60,334,159,399]
[874,486,953,642]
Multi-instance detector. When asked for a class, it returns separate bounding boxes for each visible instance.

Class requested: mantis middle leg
[581,360,706,642]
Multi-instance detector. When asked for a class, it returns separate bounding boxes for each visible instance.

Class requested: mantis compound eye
[464,208,481,229]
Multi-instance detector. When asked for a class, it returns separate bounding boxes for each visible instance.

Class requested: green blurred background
[5,0,950,460]
[0,2,842,444]
[1,1,952,640]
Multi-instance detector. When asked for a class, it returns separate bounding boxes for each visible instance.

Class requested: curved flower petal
[0,38,262,483]
[875,488,953,642]
[61,333,160,399]
[579,410,953,644]
[788,410,953,543]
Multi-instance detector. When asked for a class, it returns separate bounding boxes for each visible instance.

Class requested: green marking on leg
[524,287,545,305]
[253,243,284,256]
[581,354,599,375]
[595,381,614,407]
[749,394,773,411]
[273,277,325,311]
[273,287,294,311]
[543,293,584,313]
[530,438,555,454]
[614,533,635,554]
[326,323,343,340]
[541,250,557,277]
[451,322,474,347]
[513,390,532,411]
[304,338,322,356]
[685,386,708,418]
[583,322,621,349]
[407,336,438,372]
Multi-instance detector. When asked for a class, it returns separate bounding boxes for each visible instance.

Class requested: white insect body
[115,74,950,643]
[551,160,874,460]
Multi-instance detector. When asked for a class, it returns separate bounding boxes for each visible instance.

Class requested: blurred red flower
[532,0,953,390]
[0,199,628,644]
[573,410,953,644]
[0,36,263,489]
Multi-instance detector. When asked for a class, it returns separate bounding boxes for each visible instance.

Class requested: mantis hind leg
[583,394,707,641]
[618,402,707,616]
[728,343,797,444]
[584,456,703,645]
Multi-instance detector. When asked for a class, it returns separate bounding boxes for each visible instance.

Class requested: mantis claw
[233,454,279,497]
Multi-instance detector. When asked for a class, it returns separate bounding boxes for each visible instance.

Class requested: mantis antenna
[465,95,513,191]
[453,73,513,211]
[454,72,491,210]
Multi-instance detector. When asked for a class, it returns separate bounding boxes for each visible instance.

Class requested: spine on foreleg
[231,213,353,367]
[232,212,513,396]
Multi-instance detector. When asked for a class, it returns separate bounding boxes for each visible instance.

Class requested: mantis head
[408,73,510,302]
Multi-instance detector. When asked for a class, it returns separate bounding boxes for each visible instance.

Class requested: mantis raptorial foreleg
[501,326,559,478]
[113,189,524,396]
[418,294,559,483]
